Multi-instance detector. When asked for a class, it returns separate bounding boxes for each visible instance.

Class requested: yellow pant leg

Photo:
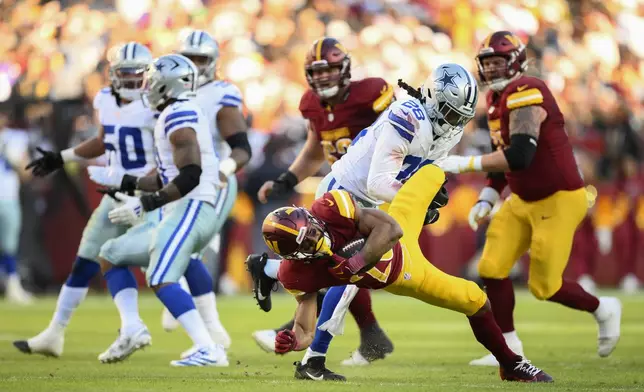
[383,165,487,315]
[385,241,487,316]
[478,194,532,279]
[387,164,445,241]
[527,188,588,299]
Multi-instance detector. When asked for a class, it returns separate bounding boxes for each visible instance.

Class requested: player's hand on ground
[275,329,297,354]
[468,187,500,231]
[108,192,144,226]
[25,147,64,176]
[88,151,125,188]
[258,181,275,204]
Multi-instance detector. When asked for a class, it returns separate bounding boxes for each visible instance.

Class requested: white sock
[113,288,144,335]
[178,276,191,294]
[502,330,519,343]
[194,292,221,329]
[177,309,215,349]
[52,285,89,328]
[263,259,281,279]
[301,348,326,365]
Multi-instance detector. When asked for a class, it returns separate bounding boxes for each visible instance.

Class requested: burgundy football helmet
[262,207,332,259]
[305,37,351,100]
[475,31,527,92]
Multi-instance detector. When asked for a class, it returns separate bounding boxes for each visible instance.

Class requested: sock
[114,288,144,335]
[349,288,377,329]
[482,277,515,333]
[51,257,100,328]
[0,254,17,275]
[468,311,520,369]
[309,285,346,354]
[263,258,281,279]
[274,319,295,333]
[301,347,326,365]
[184,257,213,296]
[548,279,600,312]
[156,283,214,348]
[52,285,89,328]
[104,266,137,298]
[194,292,221,330]
[65,257,101,287]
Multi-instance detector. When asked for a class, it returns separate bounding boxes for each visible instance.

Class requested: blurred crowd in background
[1,0,643,297]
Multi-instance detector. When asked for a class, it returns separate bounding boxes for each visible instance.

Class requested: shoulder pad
[386,100,423,143]
[219,83,243,107]
[93,88,113,110]
[298,90,320,118]
[505,77,546,110]
[313,190,357,221]
[163,102,200,135]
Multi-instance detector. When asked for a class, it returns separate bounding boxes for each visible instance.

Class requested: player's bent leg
[246,253,278,312]
[472,197,531,366]
[528,188,621,358]
[13,192,125,358]
[147,199,227,367]
[342,288,394,366]
[161,277,189,332]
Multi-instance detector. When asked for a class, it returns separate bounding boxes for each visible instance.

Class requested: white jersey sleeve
[218,83,243,109]
[93,87,112,111]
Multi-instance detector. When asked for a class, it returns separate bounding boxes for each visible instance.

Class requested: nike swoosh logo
[517,85,529,91]
[256,282,266,300]
[400,109,410,116]
[306,371,324,381]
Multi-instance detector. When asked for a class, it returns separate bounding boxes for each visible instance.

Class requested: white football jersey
[154,100,220,206]
[93,88,157,177]
[331,97,461,204]
[193,80,244,160]
[0,128,29,201]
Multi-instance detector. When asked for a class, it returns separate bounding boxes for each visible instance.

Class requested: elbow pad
[502,134,537,171]
[225,132,252,158]
[171,164,202,196]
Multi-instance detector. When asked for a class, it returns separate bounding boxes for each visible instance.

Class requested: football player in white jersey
[90,54,228,367]
[248,63,478,379]
[0,122,34,304]
[155,29,251,352]
[14,42,156,357]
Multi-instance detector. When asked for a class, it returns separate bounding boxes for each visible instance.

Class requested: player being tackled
[262,164,553,383]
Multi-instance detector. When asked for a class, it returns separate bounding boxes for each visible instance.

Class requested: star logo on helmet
[436,70,459,91]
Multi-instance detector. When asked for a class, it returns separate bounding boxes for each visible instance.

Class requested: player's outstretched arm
[258,127,326,203]
[292,292,318,351]
[217,107,252,176]
[439,106,546,174]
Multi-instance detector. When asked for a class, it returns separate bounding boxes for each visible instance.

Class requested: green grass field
[0,291,642,392]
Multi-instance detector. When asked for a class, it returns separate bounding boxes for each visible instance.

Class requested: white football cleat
[171,346,229,367]
[469,332,525,366]
[13,324,64,357]
[252,330,277,353]
[161,307,180,332]
[341,350,370,366]
[5,276,34,305]
[98,327,152,363]
[594,296,621,357]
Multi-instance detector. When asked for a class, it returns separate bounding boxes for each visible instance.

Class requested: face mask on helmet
[292,215,333,259]
[307,64,343,99]
[478,55,515,92]
[181,53,215,86]
[112,65,147,101]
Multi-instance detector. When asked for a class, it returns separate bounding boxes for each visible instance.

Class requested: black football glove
[424,209,440,225]
[25,147,64,177]
[429,182,449,210]
[270,171,298,198]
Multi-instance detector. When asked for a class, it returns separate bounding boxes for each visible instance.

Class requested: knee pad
[528,277,561,300]
[66,256,100,288]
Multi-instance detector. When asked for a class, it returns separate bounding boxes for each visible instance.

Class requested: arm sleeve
[366,122,410,203]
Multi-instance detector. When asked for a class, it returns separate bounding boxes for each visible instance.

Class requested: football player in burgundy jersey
[248,37,396,370]
[264,164,553,382]
[439,31,622,366]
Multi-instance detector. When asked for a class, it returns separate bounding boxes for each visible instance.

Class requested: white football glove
[108,192,144,226]
[438,155,482,174]
[468,187,500,231]
[87,151,125,188]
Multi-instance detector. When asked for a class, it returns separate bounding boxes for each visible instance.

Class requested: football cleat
[6,276,35,305]
[170,346,229,367]
[245,253,276,312]
[342,325,394,366]
[500,358,553,382]
[594,296,622,357]
[13,324,65,357]
[294,357,346,381]
[252,329,277,353]
[98,327,152,363]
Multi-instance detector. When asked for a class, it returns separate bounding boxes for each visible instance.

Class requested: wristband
[275,171,298,190]
[219,158,238,177]
[61,148,84,163]
[140,191,170,212]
